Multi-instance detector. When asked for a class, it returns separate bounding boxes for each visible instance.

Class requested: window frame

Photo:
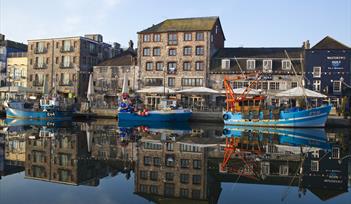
[221,59,230,69]
[282,59,291,70]
[263,60,272,73]
[313,66,321,78]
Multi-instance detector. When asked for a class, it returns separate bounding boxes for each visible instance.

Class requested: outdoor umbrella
[176,87,219,95]
[136,87,175,94]
[87,73,94,102]
[275,87,327,98]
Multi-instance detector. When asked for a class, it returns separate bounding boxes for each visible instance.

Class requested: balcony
[167,69,177,75]
[34,48,48,54]
[60,46,74,53]
[33,81,43,86]
[34,63,48,69]
[60,63,74,69]
[59,80,73,86]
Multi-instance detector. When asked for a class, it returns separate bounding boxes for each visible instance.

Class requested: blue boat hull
[118,111,192,122]
[223,105,332,128]
[6,107,73,121]
[222,126,330,150]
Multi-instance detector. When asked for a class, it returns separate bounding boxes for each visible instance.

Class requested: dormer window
[247,59,255,70]
[263,60,272,73]
[282,60,291,70]
[221,59,230,69]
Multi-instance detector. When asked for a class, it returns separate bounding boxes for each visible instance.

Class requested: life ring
[223,114,230,120]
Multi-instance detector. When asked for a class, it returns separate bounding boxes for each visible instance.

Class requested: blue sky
[1,0,350,48]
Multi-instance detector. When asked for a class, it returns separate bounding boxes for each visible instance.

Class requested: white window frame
[263,60,272,73]
[313,66,321,78]
[311,160,319,172]
[332,147,340,159]
[282,59,291,70]
[221,59,230,69]
[333,80,341,93]
[247,59,256,70]
[313,80,321,92]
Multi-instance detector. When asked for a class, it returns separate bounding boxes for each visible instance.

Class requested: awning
[220,87,262,95]
[176,87,219,95]
[137,86,175,94]
[275,87,327,98]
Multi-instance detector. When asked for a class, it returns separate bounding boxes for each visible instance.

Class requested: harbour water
[0,119,350,204]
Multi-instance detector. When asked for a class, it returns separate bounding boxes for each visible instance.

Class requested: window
[144,156,152,165]
[180,144,201,152]
[168,33,177,45]
[263,60,272,73]
[184,33,192,41]
[291,82,298,88]
[180,174,189,183]
[180,188,189,198]
[195,61,204,71]
[168,48,176,56]
[63,40,71,51]
[144,142,162,149]
[153,47,161,56]
[145,78,163,86]
[150,171,158,181]
[261,162,270,175]
[167,62,177,74]
[313,80,321,91]
[143,34,151,42]
[165,172,174,181]
[140,171,148,180]
[332,147,340,159]
[313,67,321,78]
[333,80,341,92]
[153,157,161,166]
[146,62,153,71]
[180,159,190,168]
[222,59,230,69]
[193,160,201,169]
[183,62,191,71]
[140,185,148,193]
[311,160,319,172]
[279,165,289,176]
[150,185,158,194]
[195,46,204,55]
[143,48,150,56]
[269,82,280,90]
[156,62,163,71]
[262,82,268,90]
[192,175,201,184]
[164,183,175,197]
[282,60,291,70]
[168,77,175,87]
[166,142,174,151]
[183,46,192,56]
[247,59,256,70]
[181,78,203,87]
[192,190,201,199]
[196,32,204,41]
[153,34,161,42]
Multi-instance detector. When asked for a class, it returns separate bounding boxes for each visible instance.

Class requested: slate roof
[138,16,219,33]
[210,47,304,73]
[95,50,136,67]
[312,36,350,50]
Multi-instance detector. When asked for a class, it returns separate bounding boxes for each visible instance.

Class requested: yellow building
[7,52,27,87]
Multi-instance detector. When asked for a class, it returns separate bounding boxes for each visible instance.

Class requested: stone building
[210,47,304,106]
[135,138,213,201]
[0,34,27,86]
[93,44,139,105]
[137,17,225,104]
[7,52,27,87]
[27,34,117,99]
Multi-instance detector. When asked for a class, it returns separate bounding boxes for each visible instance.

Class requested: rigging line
[234,56,246,78]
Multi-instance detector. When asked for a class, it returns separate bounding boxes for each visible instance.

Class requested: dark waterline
[0,119,350,204]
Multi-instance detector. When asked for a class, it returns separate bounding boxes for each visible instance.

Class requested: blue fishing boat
[222,74,332,127]
[223,105,332,128]
[4,99,73,121]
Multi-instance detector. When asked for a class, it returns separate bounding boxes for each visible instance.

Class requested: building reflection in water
[0,119,349,203]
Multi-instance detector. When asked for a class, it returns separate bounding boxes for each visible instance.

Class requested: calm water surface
[0,119,350,204]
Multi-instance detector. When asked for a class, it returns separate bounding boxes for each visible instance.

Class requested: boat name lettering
[47,112,55,117]
[309,111,320,116]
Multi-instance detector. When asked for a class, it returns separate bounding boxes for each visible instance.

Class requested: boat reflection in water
[0,120,349,204]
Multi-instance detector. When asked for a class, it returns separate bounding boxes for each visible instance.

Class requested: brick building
[27,34,117,100]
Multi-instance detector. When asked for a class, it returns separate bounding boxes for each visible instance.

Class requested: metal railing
[34,48,47,54]
[33,63,48,69]
[32,81,43,86]
[60,46,74,53]
[59,63,74,68]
